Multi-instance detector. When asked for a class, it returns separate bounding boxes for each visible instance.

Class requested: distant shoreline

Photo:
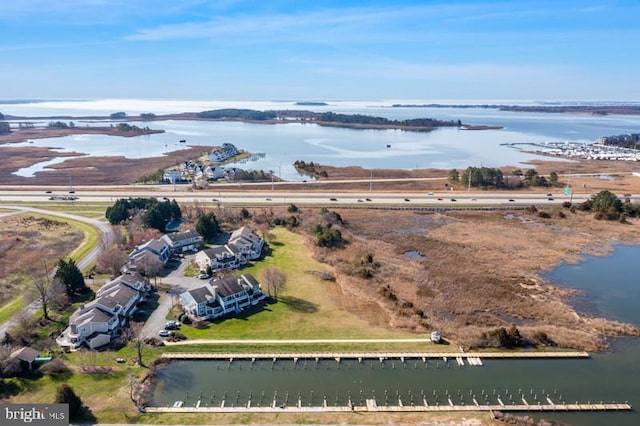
[4,110,501,133]
[391,103,640,115]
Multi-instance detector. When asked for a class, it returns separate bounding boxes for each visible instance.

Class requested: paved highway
[0,188,606,206]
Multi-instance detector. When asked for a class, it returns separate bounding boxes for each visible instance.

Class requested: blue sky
[1,0,639,101]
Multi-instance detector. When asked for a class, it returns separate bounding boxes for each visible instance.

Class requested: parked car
[158,329,171,337]
[165,321,180,330]
[198,273,211,279]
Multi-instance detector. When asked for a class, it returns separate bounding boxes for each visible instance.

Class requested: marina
[145,402,632,414]
[161,350,590,361]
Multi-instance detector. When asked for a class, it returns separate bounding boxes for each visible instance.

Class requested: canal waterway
[152,245,640,425]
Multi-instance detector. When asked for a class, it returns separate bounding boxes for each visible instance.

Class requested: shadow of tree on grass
[278,296,318,313]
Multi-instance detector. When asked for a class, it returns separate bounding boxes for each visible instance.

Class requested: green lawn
[0,295,25,325]
[179,227,418,340]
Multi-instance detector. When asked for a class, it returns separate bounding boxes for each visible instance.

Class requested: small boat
[386,144,391,148]
[173,401,184,408]
[179,139,186,143]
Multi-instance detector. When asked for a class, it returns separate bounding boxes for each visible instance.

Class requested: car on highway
[404,198,410,202]
[450,198,457,202]
[470,198,477,201]
[427,192,434,195]
[623,193,632,197]
[548,197,554,201]
[357,199,363,202]
[437,197,443,201]
[508,199,515,202]
[330,198,338,201]
[45,190,52,194]
[69,190,75,194]
[546,193,552,197]
[365,198,372,202]
[212,198,218,202]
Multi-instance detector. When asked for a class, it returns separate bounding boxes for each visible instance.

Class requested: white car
[158,329,171,337]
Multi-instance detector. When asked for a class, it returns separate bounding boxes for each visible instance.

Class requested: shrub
[39,358,71,376]
[179,313,192,324]
[538,211,551,219]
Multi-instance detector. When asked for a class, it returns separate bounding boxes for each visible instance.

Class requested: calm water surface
[4,99,640,179]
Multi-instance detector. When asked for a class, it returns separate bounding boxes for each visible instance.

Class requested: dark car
[548,197,554,201]
[508,199,515,202]
[68,190,75,194]
[365,198,372,202]
[45,190,52,194]
[330,198,338,201]
[404,198,410,202]
[450,198,457,202]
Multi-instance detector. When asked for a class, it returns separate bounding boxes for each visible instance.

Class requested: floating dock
[161,351,589,361]
[144,402,631,414]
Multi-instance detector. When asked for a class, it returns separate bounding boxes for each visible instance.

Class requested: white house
[195,245,245,272]
[161,229,203,253]
[208,143,239,162]
[56,273,149,350]
[179,274,266,320]
[203,165,226,180]
[163,169,182,184]
[128,238,171,268]
[228,226,264,260]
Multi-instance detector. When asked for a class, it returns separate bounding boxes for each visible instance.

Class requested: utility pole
[369,169,373,192]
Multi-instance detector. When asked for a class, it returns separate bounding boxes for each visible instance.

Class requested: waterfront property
[208,143,239,162]
[56,272,150,350]
[179,274,267,320]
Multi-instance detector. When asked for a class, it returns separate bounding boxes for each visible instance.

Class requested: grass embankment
[178,227,420,341]
[0,295,25,325]
[9,201,111,219]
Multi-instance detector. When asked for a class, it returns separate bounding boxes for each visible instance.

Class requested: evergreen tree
[170,199,182,220]
[55,384,84,421]
[195,212,219,242]
[143,205,166,232]
[54,259,86,296]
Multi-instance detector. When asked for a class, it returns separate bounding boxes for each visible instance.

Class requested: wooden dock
[143,402,631,414]
[161,351,589,361]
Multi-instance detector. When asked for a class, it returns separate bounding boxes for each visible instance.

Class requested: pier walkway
[161,351,589,361]
[144,402,631,414]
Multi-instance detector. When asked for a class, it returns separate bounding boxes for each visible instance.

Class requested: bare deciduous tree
[0,344,21,381]
[259,267,287,300]
[123,322,147,367]
[96,245,127,277]
[30,275,55,321]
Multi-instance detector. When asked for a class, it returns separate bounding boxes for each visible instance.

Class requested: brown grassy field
[295,206,640,351]
[0,214,84,305]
